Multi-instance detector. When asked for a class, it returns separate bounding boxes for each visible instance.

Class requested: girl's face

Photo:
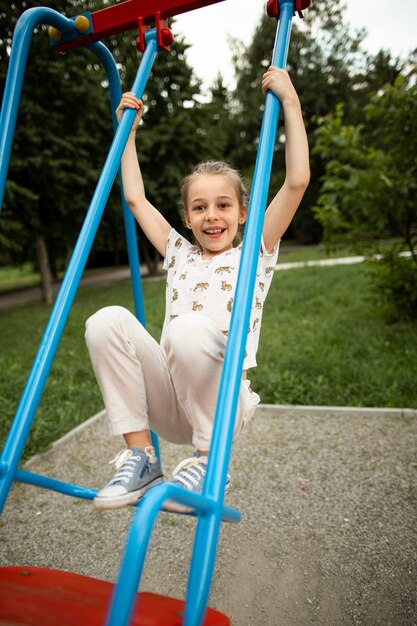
[184,174,247,259]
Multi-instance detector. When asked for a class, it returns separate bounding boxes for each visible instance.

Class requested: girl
[85,67,309,512]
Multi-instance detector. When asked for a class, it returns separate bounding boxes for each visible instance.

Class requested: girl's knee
[85,305,131,346]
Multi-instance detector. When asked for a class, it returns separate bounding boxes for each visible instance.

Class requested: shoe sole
[163,500,193,514]
[163,483,230,515]
[93,476,164,511]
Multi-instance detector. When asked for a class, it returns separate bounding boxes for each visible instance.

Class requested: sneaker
[94,447,163,510]
[164,455,230,514]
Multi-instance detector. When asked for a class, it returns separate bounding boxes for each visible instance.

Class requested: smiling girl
[85,67,309,512]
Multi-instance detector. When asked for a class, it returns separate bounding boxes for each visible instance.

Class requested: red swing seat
[0,566,231,626]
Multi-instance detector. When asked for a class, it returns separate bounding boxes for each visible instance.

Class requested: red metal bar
[266,0,311,20]
[53,0,226,52]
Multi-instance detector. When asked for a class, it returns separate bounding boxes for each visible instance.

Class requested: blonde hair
[181,161,248,246]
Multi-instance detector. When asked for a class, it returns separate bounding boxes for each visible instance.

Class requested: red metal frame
[266,0,311,20]
[53,0,226,52]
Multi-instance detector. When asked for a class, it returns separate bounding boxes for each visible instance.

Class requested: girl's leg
[85,305,193,445]
[163,314,260,513]
[84,306,193,509]
[163,314,260,453]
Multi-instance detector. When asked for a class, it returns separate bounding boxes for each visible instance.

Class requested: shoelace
[171,456,208,490]
[108,449,143,486]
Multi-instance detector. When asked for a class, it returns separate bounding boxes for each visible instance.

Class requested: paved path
[0,255,370,310]
[0,267,133,310]
[1,406,416,625]
[1,251,413,309]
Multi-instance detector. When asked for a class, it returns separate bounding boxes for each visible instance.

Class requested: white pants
[85,306,260,451]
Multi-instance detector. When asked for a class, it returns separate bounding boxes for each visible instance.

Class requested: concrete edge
[257,404,417,419]
[24,404,416,468]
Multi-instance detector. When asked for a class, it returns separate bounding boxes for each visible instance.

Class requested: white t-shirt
[161,229,279,370]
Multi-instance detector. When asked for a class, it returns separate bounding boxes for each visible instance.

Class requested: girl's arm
[261,68,310,252]
[117,93,171,257]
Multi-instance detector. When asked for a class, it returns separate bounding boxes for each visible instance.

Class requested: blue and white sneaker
[94,447,163,510]
[164,455,230,514]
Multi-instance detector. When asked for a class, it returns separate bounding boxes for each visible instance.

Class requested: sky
[172,0,417,91]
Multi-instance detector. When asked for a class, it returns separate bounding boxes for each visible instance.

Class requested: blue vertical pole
[184,3,294,624]
[0,30,159,514]
[0,8,76,211]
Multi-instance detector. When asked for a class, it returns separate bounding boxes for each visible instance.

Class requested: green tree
[0,0,114,302]
[229,0,405,243]
[313,75,417,318]
[1,2,212,289]
[199,74,235,161]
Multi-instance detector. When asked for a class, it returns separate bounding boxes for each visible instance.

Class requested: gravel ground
[1,406,416,625]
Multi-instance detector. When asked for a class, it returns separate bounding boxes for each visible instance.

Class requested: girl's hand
[115,92,145,130]
[261,67,299,107]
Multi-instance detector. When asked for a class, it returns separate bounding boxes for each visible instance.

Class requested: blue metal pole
[15,469,97,500]
[87,42,147,328]
[0,8,76,211]
[88,41,160,462]
[184,3,294,624]
[105,480,239,626]
[0,31,159,514]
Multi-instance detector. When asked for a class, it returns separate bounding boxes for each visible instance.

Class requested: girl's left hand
[261,67,299,106]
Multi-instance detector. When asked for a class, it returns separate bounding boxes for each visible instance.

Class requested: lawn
[1,261,416,460]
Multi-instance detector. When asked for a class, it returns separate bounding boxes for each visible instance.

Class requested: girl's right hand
[115,92,145,130]
[261,67,299,107]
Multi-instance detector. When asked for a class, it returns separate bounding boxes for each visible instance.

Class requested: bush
[368,252,417,320]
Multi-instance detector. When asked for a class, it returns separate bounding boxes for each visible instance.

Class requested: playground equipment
[0,0,310,624]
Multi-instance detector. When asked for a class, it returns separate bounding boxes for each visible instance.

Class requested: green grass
[278,241,351,263]
[253,264,417,407]
[0,264,41,293]
[1,264,416,461]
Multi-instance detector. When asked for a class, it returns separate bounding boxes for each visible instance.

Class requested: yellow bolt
[74,15,90,34]
[48,26,62,42]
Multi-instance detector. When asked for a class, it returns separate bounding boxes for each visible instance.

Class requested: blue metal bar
[15,469,97,500]
[183,3,295,624]
[14,467,241,523]
[0,30,159,515]
[86,42,161,462]
[86,42,147,328]
[105,480,240,626]
[0,8,76,211]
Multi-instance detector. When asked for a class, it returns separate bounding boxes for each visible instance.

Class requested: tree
[0,2,211,290]
[312,74,417,318]
[0,0,114,302]
[198,74,235,161]
[229,0,405,243]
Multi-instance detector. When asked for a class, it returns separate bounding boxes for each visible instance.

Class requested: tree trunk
[35,232,54,305]
[141,243,160,276]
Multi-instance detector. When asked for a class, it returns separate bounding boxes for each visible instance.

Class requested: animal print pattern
[215,266,234,275]
[194,282,209,292]
[162,229,279,370]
